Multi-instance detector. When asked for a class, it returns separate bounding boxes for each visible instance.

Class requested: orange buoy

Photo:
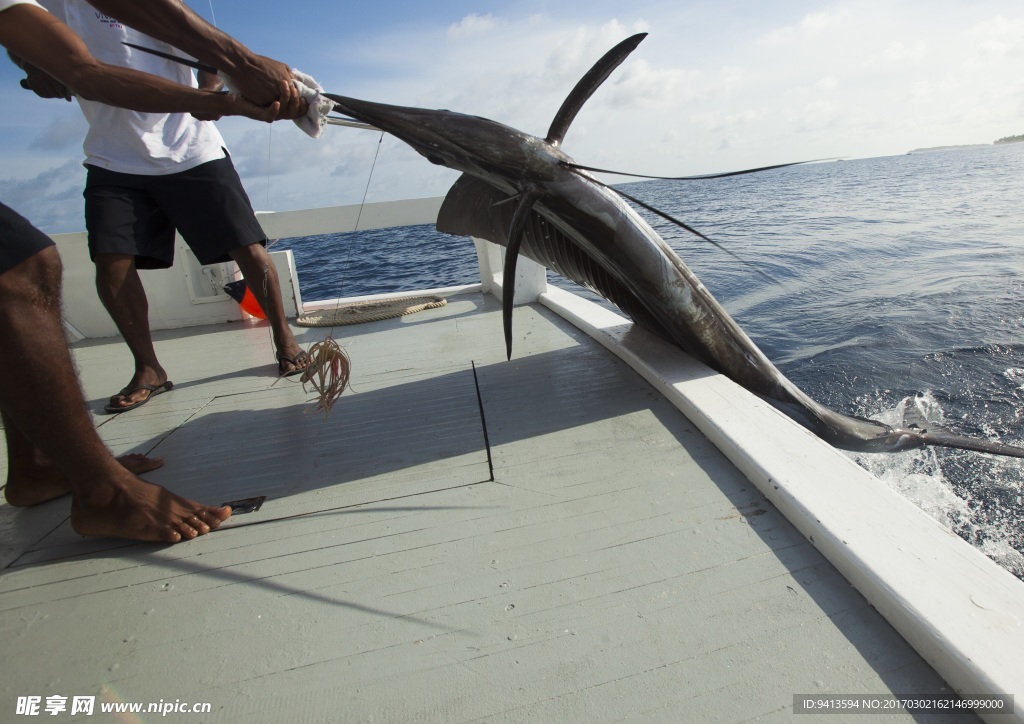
[223,280,266,320]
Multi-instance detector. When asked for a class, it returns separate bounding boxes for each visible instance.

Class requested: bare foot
[117,453,164,476]
[70,472,231,543]
[5,453,164,507]
[4,463,70,507]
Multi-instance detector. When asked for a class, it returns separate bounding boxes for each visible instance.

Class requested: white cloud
[969,14,1024,42]
[602,58,701,108]
[799,11,839,34]
[865,40,928,66]
[966,15,1023,66]
[758,10,844,46]
[543,20,651,83]
[904,77,955,102]
[447,14,499,40]
[29,114,89,150]
[0,160,87,232]
[718,66,745,95]
[792,100,841,133]
[4,0,1024,224]
[691,109,764,134]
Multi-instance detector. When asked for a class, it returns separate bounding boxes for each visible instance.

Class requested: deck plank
[0,295,968,721]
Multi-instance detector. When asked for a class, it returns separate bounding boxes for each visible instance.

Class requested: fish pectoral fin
[437,175,512,242]
[502,190,543,360]
[491,194,522,208]
[438,178,544,359]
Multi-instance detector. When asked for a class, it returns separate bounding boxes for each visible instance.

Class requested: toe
[188,514,211,535]
[195,509,226,530]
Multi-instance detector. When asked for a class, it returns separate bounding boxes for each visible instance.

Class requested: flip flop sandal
[103,381,174,414]
[277,351,312,378]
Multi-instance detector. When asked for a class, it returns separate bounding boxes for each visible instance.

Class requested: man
[0,0,297,541]
[19,0,313,414]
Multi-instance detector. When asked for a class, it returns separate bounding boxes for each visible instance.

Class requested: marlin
[324,34,1024,458]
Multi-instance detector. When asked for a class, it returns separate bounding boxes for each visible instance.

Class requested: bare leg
[3,408,71,506]
[0,247,229,541]
[3,407,163,507]
[93,253,169,409]
[229,243,309,374]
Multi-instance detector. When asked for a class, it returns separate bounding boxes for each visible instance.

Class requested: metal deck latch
[220,496,266,515]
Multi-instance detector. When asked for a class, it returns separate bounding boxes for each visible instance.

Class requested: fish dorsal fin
[545,33,647,146]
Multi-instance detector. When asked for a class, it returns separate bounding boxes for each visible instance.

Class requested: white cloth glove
[221,69,333,138]
[290,69,335,138]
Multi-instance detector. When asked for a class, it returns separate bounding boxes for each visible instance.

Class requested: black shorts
[84,154,266,269]
[0,201,56,276]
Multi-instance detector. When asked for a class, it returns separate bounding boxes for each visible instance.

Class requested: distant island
[907,144,989,154]
[908,133,1024,154]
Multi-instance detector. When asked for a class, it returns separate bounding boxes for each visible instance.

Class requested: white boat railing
[52,197,463,340]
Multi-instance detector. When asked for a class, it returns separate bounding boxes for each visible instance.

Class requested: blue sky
[1,0,1022,232]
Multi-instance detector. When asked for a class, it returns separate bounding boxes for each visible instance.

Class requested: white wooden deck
[0,294,970,722]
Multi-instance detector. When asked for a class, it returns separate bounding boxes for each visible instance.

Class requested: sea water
[272,142,1024,577]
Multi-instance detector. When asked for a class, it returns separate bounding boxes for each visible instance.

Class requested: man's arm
[8,50,72,100]
[0,4,282,122]
[84,0,298,110]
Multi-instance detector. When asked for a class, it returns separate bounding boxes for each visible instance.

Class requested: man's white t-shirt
[38,0,226,175]
[0,0,43,11]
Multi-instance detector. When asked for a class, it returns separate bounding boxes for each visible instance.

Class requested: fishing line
[330,131,383,325]
[562,159,824,181]
[198,0,284,367]
[198,0,349,408]
[259,123,276,366]
[352,132,384,238]
[568,167,780,285]
[265,126,273,211]
[292,131,384,412]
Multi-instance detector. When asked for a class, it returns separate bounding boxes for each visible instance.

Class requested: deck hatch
[220,496,266,514]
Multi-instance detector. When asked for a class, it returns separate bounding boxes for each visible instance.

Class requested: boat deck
[0,294,967,721]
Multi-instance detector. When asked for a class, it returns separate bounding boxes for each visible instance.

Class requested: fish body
[324,35,1024,458]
